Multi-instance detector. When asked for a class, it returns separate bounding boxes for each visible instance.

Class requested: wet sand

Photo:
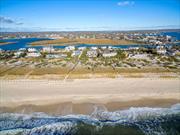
[1,99,179,115]
[0,78,180,115]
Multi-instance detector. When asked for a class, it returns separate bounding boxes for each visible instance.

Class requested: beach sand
[0,78,180,115]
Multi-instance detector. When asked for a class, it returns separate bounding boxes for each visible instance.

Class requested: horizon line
[0,28,180,33]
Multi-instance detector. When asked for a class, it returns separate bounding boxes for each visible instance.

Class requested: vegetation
[79,50,88,64]
[116,50,127,60]
[0,47,179,78]
[29,38,141,46]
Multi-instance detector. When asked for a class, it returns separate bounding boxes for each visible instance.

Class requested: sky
[0,0,180,31]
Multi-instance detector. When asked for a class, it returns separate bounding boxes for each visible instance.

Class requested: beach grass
[0,65,179,79]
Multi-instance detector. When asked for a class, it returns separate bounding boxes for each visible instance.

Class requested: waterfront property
[71,50,82,57]
[46,54,67,59]
[65,46,75,52]
[42,46,55,53]
[102,50,117,57]
[156,45,167,54]
[26,52,41,58]
[87,49,98,58]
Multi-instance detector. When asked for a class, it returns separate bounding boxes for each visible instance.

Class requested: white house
[14,51,24,57]
[42,46,55,53]
[71,50,81,57]
[65,46,75,52]
[129,54,149,60]
[155,41,163,45]
[78,47,86,50]
[156,46,167,54]
[26,52,41,57]
[87,50,98,58]
[108,46,113,50]
[91,47,98,50]
[28,48,37,52]
[101,46,107,50]
[102,51,117,57]
[129,47,139,50]
[46,54,67,59]
[19,48,26,51]
[166,35,171,41]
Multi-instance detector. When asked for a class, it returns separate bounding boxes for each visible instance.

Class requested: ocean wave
[0,103,180,135]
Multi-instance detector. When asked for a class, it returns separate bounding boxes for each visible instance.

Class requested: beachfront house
[78,47,86,50]
[108,46,113,50]
[71,50,81,57]
[46,54,67,59]
[13,48,27,58]
[19,48,26,51]
[156,45,167,54]
[166,35,172,41]
[155,41,163,45]
[91,47,98,50]
[26,52,41,57]
[101,46,107,50]
[26,47,41,57]
[167,51,176,56]
[14,51,24,58]
[129,47,139,50]
[42,46,55,53]
[129,54,150,60]
[28,48,37,52]
[65,46,75,52]
[87,50,98,58]
[102,50,117,57]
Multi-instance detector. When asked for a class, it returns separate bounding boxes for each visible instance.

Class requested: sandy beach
[0,78,179,115]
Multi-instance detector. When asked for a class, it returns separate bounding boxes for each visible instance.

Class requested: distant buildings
[87,50,98,58]
[28,48,37,52]
[101,46,107,50]
[71,50,81,57]
[27,48,40,57]
[26,52,41,57]
[91,47,98,50]
[46,54,67,59]
[0,30,176,46]
[102,50,117,57]
[19,48,26,51]
[129,54,149,60]
[42,46,55,53]
[156,46,167,54]
[78,47,86,50]
[14,51,24,58]
[65,46,75,52]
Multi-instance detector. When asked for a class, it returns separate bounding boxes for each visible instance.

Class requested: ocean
[0,104,180,135]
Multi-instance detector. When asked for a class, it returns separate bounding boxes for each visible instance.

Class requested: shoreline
[1,78,179,115]
[1,99,179,115]
[0,42,16,46]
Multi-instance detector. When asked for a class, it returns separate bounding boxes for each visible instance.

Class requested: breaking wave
[0,104,180,135]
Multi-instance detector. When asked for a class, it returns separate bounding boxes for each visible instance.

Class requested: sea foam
[0,103,180,135]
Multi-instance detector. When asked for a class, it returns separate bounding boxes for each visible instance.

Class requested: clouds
[0,16,23,25]
[1,24,179,32]
[117,1,135,6]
